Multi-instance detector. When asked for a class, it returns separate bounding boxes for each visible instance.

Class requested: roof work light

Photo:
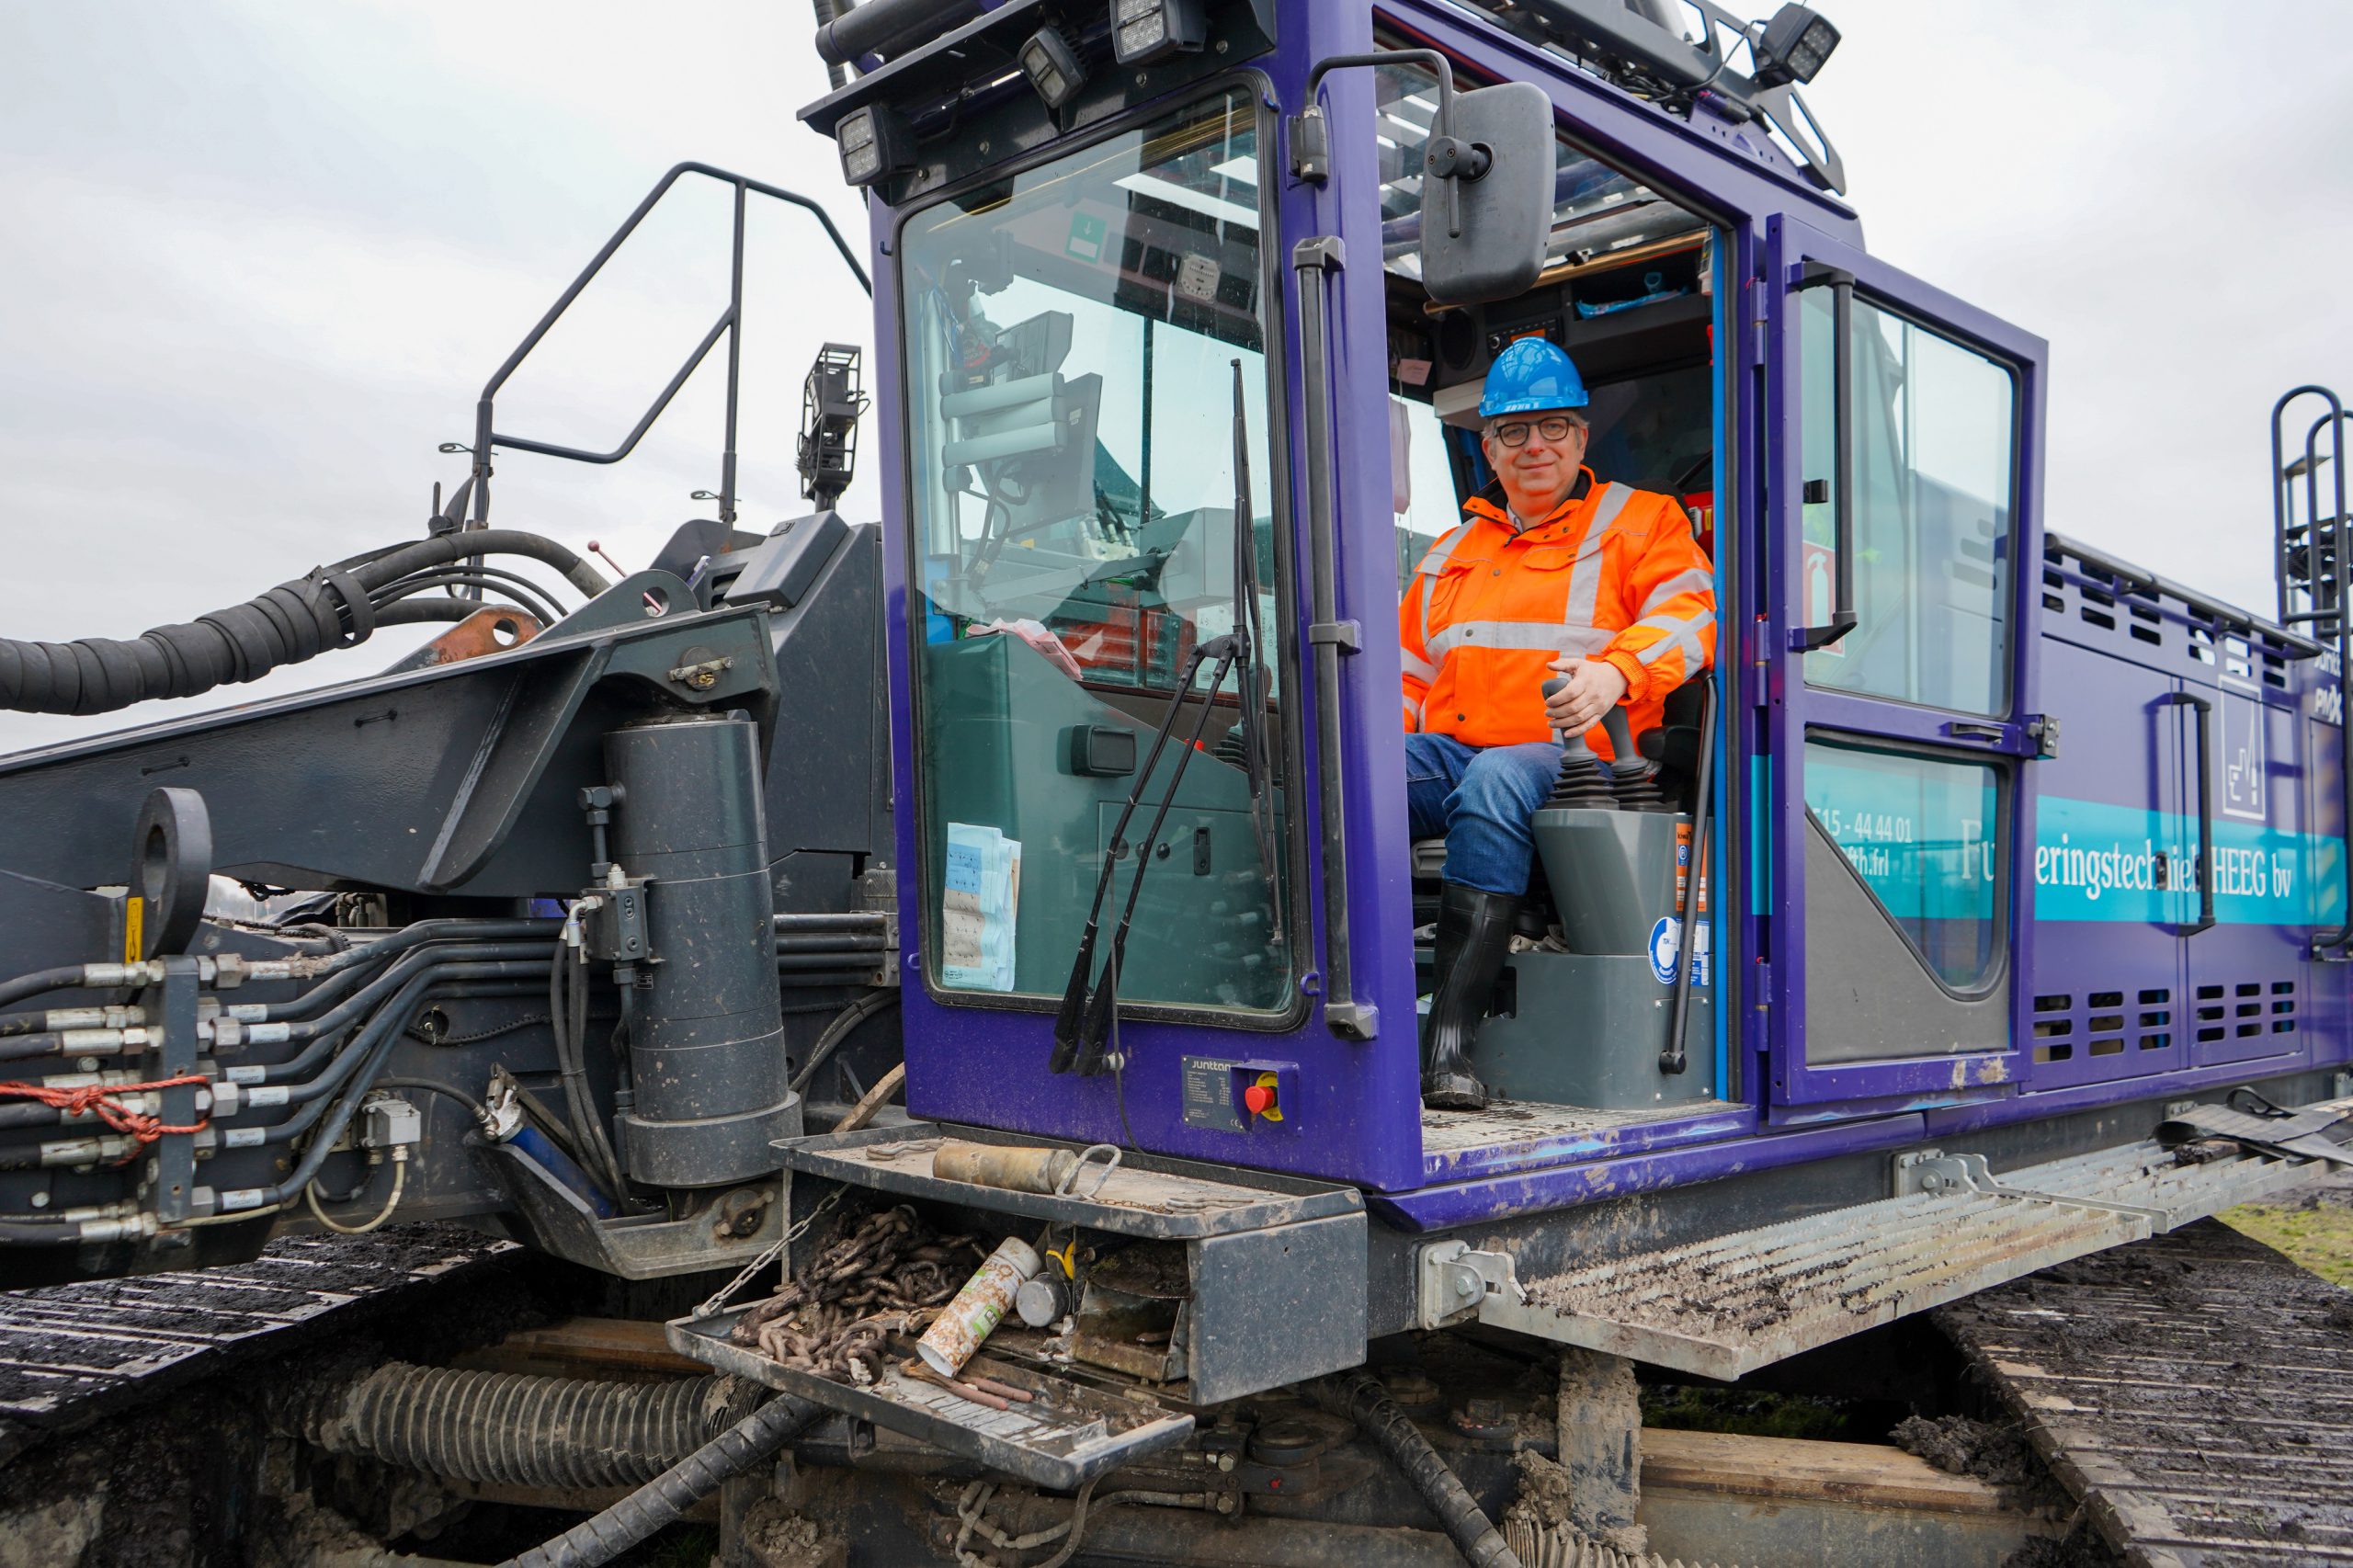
[1019,26,1088,110]
[1110,0,1207,65]
[836,103,915,187]
[1749,4,1839,87]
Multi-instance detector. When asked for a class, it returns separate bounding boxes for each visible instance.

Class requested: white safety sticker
[1647,916,1711,988]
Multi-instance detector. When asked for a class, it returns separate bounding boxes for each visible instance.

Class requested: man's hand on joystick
[1543,657,1628,734]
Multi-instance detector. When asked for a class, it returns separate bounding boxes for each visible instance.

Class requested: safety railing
[449,162,870,534]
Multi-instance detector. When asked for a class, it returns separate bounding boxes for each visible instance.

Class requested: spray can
[917,1235,1041,1377]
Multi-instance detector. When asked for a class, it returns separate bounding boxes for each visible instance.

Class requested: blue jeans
[1404,733,1563,896]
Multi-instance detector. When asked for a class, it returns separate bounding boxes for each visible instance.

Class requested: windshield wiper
[1224,358,1281,946]
[1046,360,1278,1078]
[1050,638,1237,1075]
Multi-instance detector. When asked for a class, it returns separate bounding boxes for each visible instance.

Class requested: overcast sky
[2,1,2347,755]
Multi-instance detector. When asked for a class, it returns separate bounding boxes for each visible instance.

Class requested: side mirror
[1419,81,1553,307]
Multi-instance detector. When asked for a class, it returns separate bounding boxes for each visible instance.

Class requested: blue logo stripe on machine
[1799,756,2345,929]
[2033,793,2345,927]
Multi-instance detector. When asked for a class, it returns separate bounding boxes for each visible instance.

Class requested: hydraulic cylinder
[605,714,799,1187]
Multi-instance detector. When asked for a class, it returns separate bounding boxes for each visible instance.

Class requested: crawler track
[0,1225,510,1462]
[1939,1217,2353,1567]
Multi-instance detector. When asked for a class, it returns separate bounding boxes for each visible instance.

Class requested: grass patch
[2222,1193,2353,1287]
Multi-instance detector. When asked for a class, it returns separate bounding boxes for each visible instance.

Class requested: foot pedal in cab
[666,1122,1368,1488]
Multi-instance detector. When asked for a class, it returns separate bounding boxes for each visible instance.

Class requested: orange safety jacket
[1400,469,1717,756]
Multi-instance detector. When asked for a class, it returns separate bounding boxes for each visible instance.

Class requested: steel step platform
[669,1120,1368,1488]
[671,1307,1196,1492]
[1418,1102,2349,1380]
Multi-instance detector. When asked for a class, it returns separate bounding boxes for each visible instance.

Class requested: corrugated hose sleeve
[309,1362,756,1490]
[0,530,607,716]
[0,567,366,715]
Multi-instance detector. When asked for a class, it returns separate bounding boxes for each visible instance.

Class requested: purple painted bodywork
[1372,1111,1927,1232]
[1417,1104,1760,1186]
[851,0,2351,1229]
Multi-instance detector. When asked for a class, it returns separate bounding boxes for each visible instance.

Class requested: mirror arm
[1296,49,1476,237]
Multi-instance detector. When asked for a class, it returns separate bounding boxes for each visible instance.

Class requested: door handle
[2162,691,2216,937]
[1291,233,1373,1040]
[1792,265,1858,653]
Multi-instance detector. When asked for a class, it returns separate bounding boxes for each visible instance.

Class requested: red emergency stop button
[1244,1083,1275,1117]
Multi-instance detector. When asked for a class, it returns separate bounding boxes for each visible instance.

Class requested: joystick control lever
[1540,676,1616,809]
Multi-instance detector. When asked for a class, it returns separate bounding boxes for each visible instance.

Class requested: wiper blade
[1050,636,1232,1074]
[1068,639,1239,1074]
[1225,357,1280,945]
[1047,362,1275,1077]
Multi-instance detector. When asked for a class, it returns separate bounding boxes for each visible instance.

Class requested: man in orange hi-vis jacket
[1403,338,1716,1109]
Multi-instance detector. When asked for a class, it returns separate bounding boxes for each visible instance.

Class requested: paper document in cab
[942,823,1022,992]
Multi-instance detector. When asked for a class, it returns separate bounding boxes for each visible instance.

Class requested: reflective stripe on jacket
[1399,468,1716,756]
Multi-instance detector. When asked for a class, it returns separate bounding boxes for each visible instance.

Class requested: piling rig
[4,2,2351,1564]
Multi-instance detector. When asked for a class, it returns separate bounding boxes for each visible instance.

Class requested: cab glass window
[1803,738,2001,989]
[1802,294,2017,716]
[898,89,1290,1014]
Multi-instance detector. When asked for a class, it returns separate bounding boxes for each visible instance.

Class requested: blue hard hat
[1478,337,1589,419]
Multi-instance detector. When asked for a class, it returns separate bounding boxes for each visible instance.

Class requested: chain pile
[731,1205,979,1385]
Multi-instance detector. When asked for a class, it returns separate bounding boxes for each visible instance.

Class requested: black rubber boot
[1421,881,1518,1111]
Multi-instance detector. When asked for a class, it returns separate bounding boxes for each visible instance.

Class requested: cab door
[1762,217,2047,1109]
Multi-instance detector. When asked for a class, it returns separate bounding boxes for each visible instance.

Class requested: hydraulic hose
[0,531,608,716]
[301,919,563,985]
[349,529,609,600]
[252,963,551,1152]
[264,945,557,1067]
[0,968,91,1010]
[1315,1371,1523,1568]
[499,1392,822,1568]
[370,568,567,631]
[372,597,526,628]
[788,989,900,1096]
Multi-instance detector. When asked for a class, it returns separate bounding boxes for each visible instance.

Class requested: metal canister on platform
[1014,1275,1067,1329]
[916,1235,1041,1377]
[932,1139,1077,1195]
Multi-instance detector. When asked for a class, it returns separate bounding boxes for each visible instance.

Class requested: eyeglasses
[1489,415,1583,449]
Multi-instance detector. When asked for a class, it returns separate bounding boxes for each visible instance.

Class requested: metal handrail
[460,162,870,532]
[2272,387,2346,632]
[2271,387,2353,958]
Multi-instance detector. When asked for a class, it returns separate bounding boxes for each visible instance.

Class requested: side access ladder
[2274,385,2353,960]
